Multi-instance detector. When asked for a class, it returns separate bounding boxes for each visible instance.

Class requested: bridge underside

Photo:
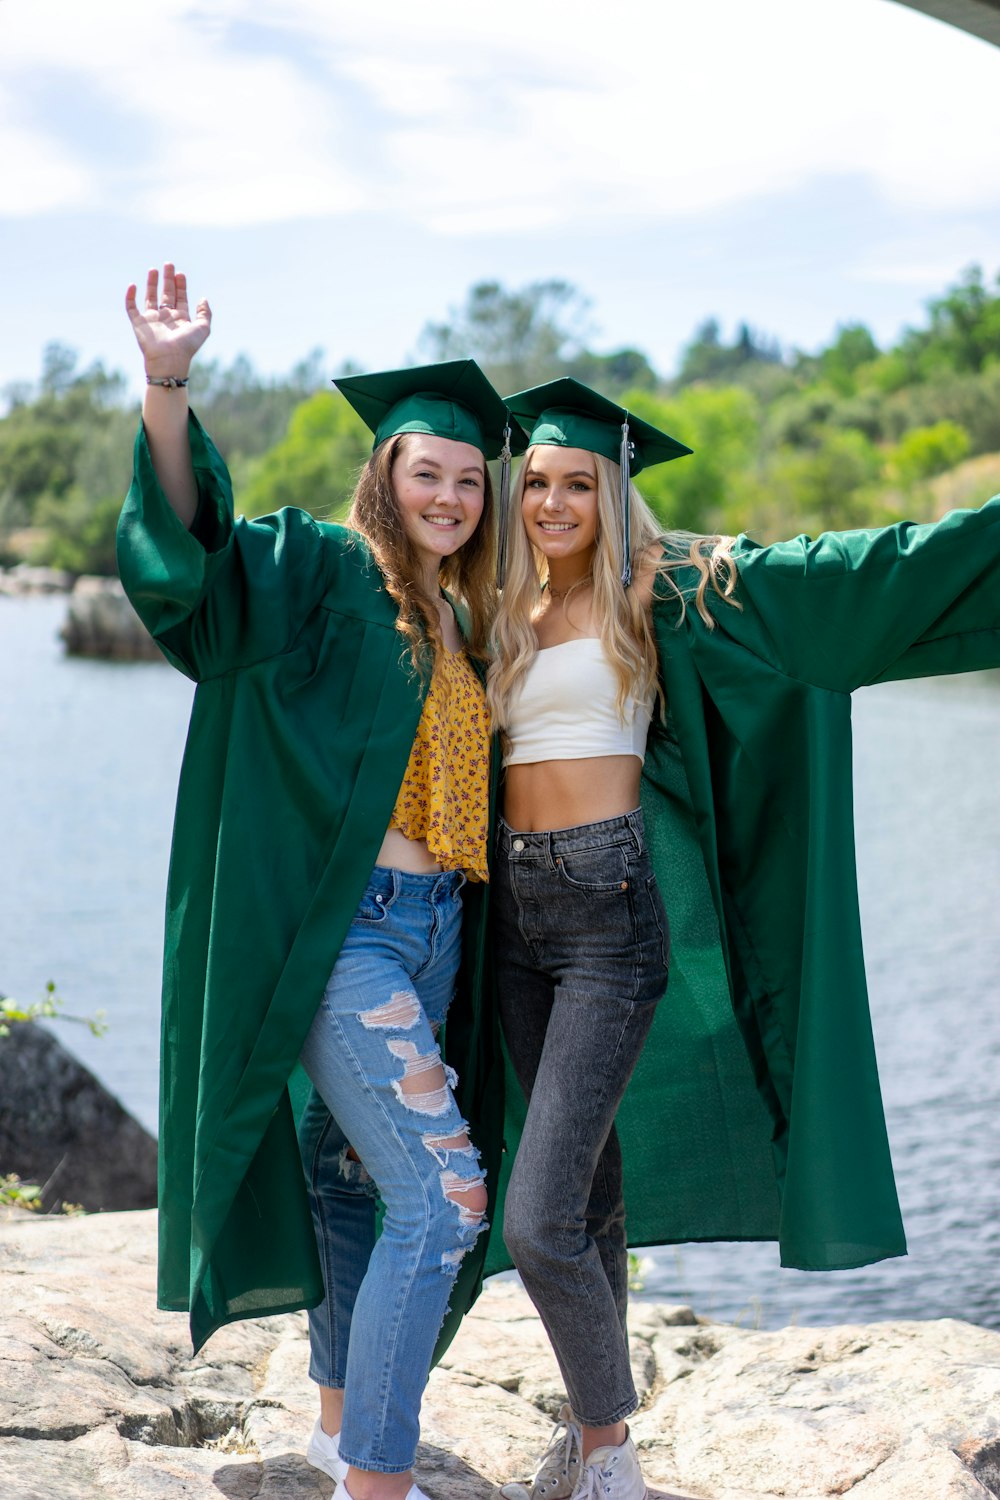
[893,0,1000,44]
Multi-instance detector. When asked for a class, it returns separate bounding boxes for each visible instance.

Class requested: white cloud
[0,113,96,216]
[0,1,364,226]
[0,0,998,231]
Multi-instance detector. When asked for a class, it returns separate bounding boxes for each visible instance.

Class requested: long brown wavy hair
[347,432,497,669]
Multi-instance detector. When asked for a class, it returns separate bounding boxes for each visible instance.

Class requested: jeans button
[512,838,525,852]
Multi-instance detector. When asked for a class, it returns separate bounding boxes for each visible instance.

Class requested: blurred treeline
[4,266,1000,576]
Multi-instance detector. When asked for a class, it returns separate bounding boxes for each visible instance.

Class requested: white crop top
[503,637,654,767]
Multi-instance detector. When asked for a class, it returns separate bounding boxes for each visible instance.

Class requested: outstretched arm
[125,263,211,529]
[729,501,1000,692]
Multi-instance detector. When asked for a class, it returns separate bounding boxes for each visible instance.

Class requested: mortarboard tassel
[496,421,513,589]
[619,416,633,587]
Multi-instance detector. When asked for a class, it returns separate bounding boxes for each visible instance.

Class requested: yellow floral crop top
[390,648,490,882]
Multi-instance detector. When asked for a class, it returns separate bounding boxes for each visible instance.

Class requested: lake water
[2,596,999,1330]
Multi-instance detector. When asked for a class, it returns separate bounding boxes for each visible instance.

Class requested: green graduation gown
[119,413,1000,1351]
[117,414,502,1352]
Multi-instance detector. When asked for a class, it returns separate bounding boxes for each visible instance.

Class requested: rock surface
[0,563,73,596]
[0,1022,157,1211]
[59,575,161,659]
[2,1209,999,1499]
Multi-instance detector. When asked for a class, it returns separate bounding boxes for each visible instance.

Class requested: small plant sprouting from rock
[628,1252,650,1293]
[0,1173,43,1210]
[0,980,107,1039]
[0,982,105,1216]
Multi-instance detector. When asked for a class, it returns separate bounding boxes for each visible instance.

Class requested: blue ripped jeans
[298,865,486,1473]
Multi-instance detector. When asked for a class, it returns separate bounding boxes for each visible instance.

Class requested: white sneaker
[571,1432,647,1500]
[307,1417,349,1483]
[333,1485,432,1500]
[500,1404,583,1500]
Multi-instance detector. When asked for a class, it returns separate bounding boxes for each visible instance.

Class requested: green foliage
[627,1251,647,1292]
[0,1174,42,1210]
[565,347,658,396]
[418,280,593,393]
[417,279,657,397]
[5,265,1000,566]
[818,323,881,394]
[677,318,782,388]
[901,265,1000,377]
[766,428,883,534]
[0,1172,84,1217]
[238,392,370,520]
[0,981,107,1040]
[32,491,121,575]
[28,405,138,573]
[189,349,328,465]
[0,984,101,1218]
[625,384,763,535]
[889,421,970,486]
[882,367,1000,454]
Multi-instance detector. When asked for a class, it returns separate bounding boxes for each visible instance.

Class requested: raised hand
[125,263,211,379]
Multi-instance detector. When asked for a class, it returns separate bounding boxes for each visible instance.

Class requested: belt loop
[627,809,642,854]
[544,831,557,873]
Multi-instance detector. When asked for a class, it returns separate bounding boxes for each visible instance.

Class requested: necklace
[547,574,592,602]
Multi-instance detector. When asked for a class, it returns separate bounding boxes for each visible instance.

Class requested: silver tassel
[496,421,512,589]
[619,417,633,587]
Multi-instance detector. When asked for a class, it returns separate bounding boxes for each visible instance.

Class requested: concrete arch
[891,0,1000,45]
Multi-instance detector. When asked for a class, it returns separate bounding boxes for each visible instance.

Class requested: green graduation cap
[504,377,692,586]
[334,358,527,462]
[504,376,692,475]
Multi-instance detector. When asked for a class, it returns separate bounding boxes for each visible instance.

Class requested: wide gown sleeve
[116,411,335,681]
[729,496,1000,692]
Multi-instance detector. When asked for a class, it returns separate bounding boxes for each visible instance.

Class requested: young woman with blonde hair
[118,265,524,1500]
[487,376,1000,1500]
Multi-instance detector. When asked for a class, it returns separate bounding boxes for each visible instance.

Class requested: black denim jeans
[494,808,670,1427]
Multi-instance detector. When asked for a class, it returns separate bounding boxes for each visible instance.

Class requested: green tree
[418,279,595,393]
[889,421,970,487]
[238,392,370,520]
[624,385,762,534]
[901,265,1000,378]
[818,323,880,395]
[677,318,782,387]
[766,428,882,534]
[190,349,329,465]
[565,347,657,395]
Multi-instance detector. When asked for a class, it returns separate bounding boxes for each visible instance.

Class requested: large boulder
[60,576,161,660]
[0,1022,156,1212]
[1,1209,999,1499]
[0,563,73,596]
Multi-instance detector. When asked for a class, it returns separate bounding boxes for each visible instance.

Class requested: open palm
[125,263,211,373]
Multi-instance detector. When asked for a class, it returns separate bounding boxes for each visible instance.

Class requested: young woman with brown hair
[118,265,524,1500]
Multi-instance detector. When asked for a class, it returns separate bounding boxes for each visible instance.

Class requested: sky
[2,0,1000,398]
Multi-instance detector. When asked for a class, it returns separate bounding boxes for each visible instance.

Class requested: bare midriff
[375,826,443,874]
[503,755,643,833]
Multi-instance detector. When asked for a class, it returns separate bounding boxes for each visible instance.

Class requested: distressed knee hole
[387,1039,458,1117]
[359,990,420,1031]
[441,1168,488,1226]
[423,1128,472,1154]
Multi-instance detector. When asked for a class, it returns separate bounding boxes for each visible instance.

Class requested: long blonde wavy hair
[347,433,497,669]
[487,447,738,731]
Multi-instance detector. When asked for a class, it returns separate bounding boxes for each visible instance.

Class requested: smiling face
[391,433,487,574]
[520,444,600,565]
